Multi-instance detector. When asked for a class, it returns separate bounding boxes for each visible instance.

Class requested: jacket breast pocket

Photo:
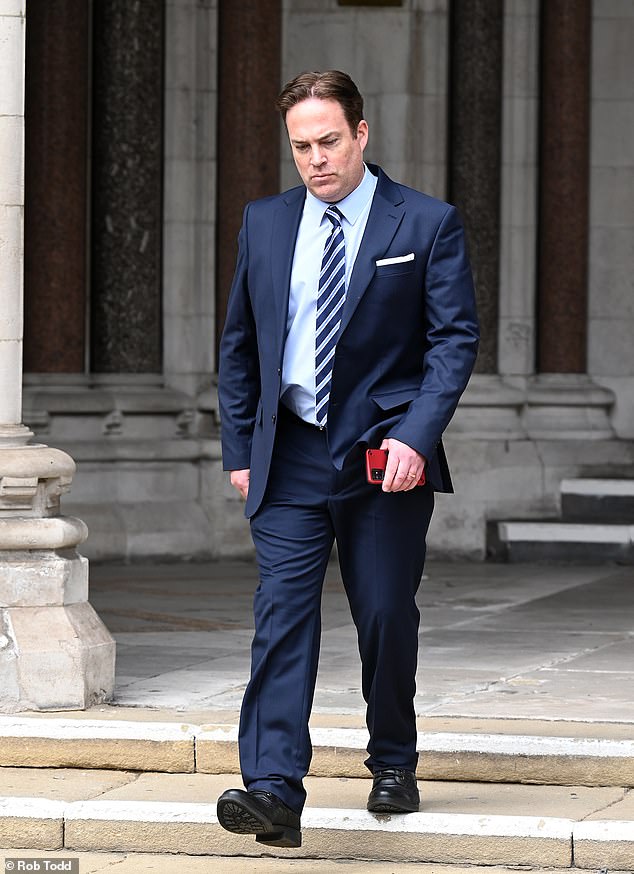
[375,260,416,278]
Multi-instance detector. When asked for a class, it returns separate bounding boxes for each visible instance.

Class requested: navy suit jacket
[219,164,479,518]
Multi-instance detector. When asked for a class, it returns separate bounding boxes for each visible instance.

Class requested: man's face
[285,98,368,203]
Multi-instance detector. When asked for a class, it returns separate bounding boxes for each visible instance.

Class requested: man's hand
[230,469,250,500]
[380,438,426,493]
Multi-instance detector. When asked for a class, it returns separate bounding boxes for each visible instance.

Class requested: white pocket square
[375,253,415,267]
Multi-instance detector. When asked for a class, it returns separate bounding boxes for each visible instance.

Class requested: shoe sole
[217,797,302,848]
[367,798,419,814]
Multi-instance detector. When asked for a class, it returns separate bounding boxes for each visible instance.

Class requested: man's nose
[310,147,326,165]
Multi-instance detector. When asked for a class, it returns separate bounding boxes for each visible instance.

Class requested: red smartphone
[365,449,426,486]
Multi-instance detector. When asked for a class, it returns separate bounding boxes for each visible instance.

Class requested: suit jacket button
[271,414,277,424]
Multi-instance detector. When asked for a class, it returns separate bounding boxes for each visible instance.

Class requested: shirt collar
[304,164,377,228]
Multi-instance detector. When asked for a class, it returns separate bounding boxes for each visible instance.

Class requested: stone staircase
[490,478,634,562]
[0,712,633,870]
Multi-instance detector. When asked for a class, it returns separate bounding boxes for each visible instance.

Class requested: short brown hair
[276,70,364,136]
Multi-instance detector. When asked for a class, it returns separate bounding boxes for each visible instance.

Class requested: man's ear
[357,119,369,149]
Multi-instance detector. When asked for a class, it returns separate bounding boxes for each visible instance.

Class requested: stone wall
[17,0,634,562]
[163,0,217,396]
[588,0,634,438]
[281,0,449,198]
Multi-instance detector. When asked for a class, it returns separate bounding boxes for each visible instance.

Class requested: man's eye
[324,139,337,147]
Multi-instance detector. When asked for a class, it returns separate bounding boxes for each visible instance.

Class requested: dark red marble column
[23,0,88,373]
[449,0,504,374]
[537,0,591,373]
[216,0,282,355]
[91,0,164,373]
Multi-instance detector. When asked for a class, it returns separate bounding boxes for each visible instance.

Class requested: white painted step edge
[63,798,580,839]
[497,522,634,544]
[0,796,66,819]
[1,796,631,845]
[561,479,634,497]
[0,716,197,741]
[574,820,634,842]
[203,725,634,759]
[1,717,632,761]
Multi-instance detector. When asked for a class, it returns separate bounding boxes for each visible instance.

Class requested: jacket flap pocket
[371,386,420,410]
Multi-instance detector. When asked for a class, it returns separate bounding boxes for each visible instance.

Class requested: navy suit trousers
[240,407,434,814]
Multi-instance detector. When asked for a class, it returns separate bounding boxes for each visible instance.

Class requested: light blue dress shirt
[281,164,378,424]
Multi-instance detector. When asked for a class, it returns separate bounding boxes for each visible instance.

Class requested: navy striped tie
[315,206,346,427]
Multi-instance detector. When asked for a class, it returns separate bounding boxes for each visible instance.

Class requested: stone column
[497,0,539,378]
[23,0,88,374]
[0,2,115,711]
[537,0,590,374]
[91,0,164,373]
[446,0,525,438]
[216,0,281,353]
[525,0,613,439]
[164,0,217,394]
[0,1,31,447]
[449,0,503,375]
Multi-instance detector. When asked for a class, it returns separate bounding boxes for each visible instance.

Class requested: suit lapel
[339,168,405,336]
[268,167,404,356]
[270,186,305,359]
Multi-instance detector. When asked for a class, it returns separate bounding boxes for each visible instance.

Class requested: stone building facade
[13,0,634,561]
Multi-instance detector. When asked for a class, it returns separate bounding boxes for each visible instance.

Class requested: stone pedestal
[0,3,115,712]
[0,446,115,711]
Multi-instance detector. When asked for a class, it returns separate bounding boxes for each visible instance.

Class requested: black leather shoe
[216,788,301,848]
[367,768,420,813]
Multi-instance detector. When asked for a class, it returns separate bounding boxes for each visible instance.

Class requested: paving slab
[86,561,634,723]
[0,768,625,818]
[437,669,634,722]
[0,767,136,801]
[586,787,634,820]
[101,771,627,822]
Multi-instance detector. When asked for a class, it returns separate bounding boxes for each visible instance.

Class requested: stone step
[5,854,612,874]
[2,715,634,787]
[0,768,633,869]
[561,477,634,522]
[492,520,634,562]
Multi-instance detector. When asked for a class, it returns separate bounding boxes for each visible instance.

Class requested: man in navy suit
[217,71,478,848]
